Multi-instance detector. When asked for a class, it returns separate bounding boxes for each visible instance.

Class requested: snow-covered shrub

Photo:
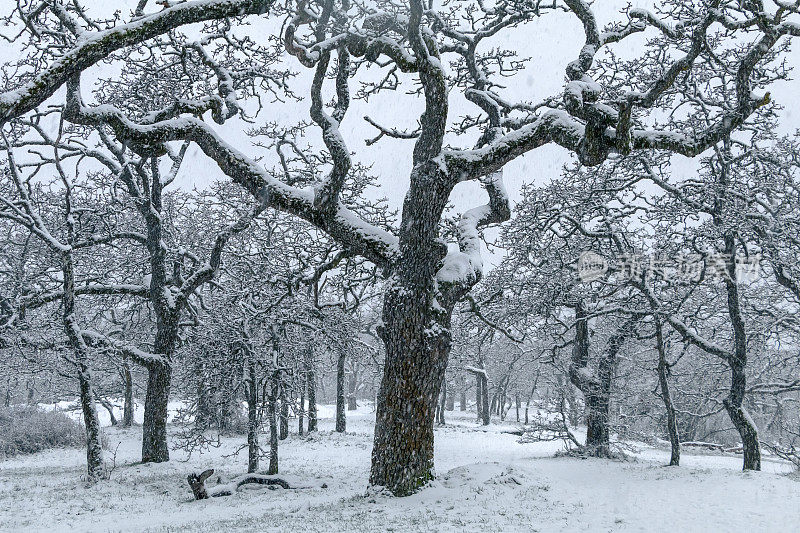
[0,405,84,458]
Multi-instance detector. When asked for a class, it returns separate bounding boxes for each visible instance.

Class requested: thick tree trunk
[724,361,761,471]
[347,368,358,411]
[480,372,490,426]
[247,360,259,474]
[369,280,451,496]
[305,348,317,432]
[366,1,461,495]
[121,356,134,428]
[585,348,614,457]
[459,383,466,412]
[569,304,628,458]
[298,379,305,437]
[279,385,289,440]
[655,321,680,466]
[267,371,279,475]
[336,351,346,433]
[77,368,106,482]
[582,379,615,457]
[584,394,611,456]
[142,361,171,463]
[515,394,520,423]
[475,375,483,421]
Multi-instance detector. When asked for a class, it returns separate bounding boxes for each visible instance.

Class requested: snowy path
[1,407,798,532]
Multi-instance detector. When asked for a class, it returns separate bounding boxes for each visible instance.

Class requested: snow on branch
[80,329,165,367]
[0,0,276,123]
[62,76,398,270]
[19,284,149,312]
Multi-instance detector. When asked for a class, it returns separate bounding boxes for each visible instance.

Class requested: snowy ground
[1,405,798,532]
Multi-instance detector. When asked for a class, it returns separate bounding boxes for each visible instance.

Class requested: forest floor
[1,405,798,532]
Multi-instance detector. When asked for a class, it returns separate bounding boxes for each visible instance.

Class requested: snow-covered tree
[2,0,799,494]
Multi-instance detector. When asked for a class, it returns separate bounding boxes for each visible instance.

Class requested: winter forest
[1,0,800,531]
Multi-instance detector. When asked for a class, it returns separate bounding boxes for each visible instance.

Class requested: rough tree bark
[305,347,317,433]
[347,367,358,411]
[279,385,289,440]
[298,378,305,437]
[480,371,490,426]
[475,375,483,422]
[142,358,172,463]
[121,355,134,428]
[336,350,346,433]
[370,277,452,495]
[569,304,631,458]
[62,252,106,481]
[722,235,761,471]
[365,3,472,494]
[267,370,279,474]
[247,358,259,473]
[76,368,106,482]
[655,320,680,466]
[138,155,180,464]
[725,360,761,470]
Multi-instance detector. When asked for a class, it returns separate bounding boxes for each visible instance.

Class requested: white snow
[2,405,798,532]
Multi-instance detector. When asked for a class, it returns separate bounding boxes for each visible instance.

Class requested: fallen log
[681,441,725,451]
[188,469,328,500]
